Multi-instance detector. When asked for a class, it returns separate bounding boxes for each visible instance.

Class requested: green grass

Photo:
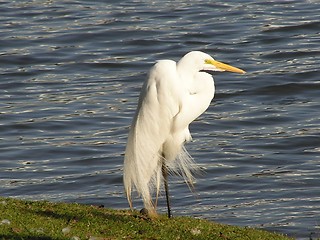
[0,197,293,240]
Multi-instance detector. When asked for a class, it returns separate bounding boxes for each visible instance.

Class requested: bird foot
[140,208,158,219]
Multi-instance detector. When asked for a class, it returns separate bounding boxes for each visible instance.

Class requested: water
[0,1,319,239]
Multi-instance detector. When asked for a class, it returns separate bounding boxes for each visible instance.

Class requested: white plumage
[123,51,245,217]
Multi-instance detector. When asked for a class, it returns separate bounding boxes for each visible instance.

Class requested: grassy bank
[0,197,292,240]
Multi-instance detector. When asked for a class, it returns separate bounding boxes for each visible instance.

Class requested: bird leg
[162,159,172,218]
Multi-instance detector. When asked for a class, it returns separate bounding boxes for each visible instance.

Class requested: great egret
[123,51,245,218]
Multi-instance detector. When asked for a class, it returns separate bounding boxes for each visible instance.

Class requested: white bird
[123,51,245,218]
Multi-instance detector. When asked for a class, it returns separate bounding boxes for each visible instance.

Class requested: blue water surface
[0,1,320,239]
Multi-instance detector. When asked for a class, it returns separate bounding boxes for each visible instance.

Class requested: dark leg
[162,160,172,218]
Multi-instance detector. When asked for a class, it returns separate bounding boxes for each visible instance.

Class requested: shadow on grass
[21,200,140,228]
[0,234,60,240]
[26,204,135,224]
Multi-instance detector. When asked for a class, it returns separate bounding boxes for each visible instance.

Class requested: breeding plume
[123,51,245,217]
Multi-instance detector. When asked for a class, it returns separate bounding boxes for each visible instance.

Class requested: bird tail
[123,125,161,216]
[124,146,198,214]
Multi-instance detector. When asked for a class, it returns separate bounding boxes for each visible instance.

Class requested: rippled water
[1,1,319,239]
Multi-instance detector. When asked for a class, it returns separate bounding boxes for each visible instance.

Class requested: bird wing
[123,60,180,209]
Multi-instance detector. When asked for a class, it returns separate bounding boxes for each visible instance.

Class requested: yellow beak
[205,59,246,74]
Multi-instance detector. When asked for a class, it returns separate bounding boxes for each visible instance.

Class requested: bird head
[179,51,246,74]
